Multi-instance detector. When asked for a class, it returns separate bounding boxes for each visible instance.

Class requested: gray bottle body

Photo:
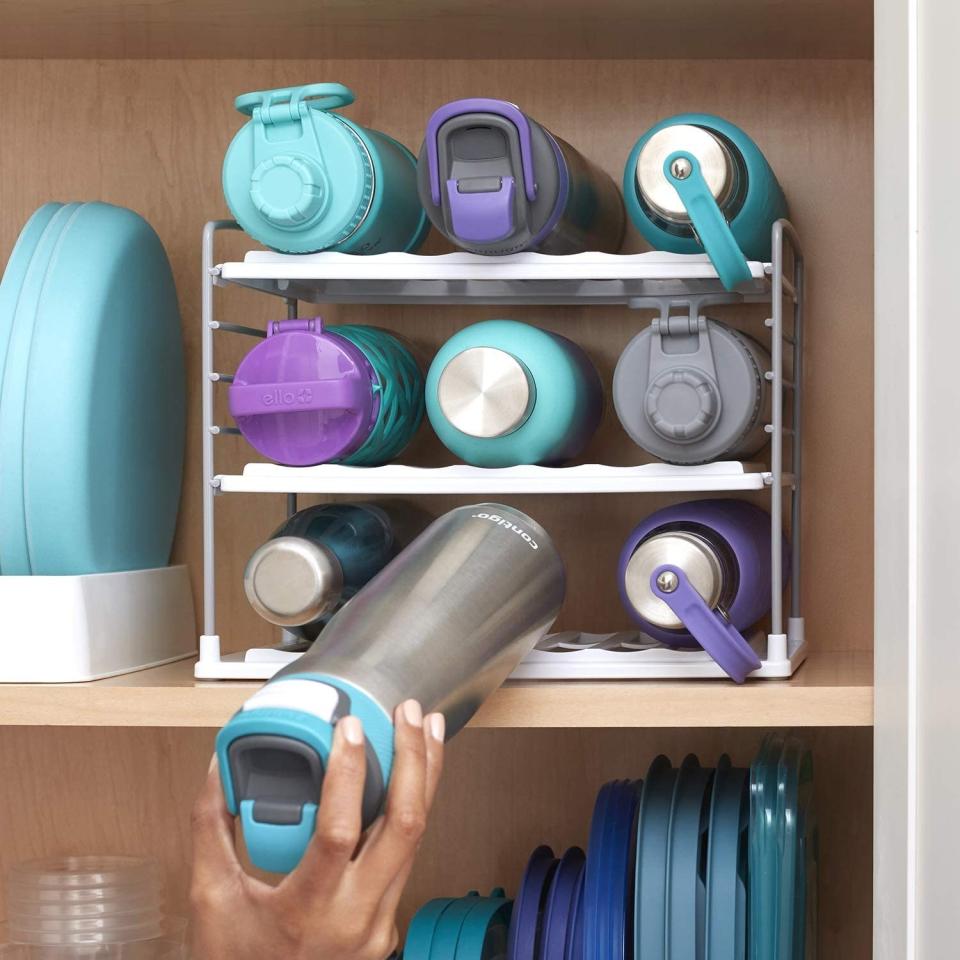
[275,502,566,738]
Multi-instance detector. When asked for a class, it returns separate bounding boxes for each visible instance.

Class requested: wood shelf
[0,651,872,729]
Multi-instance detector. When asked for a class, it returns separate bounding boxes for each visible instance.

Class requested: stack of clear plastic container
[1,857,184,958]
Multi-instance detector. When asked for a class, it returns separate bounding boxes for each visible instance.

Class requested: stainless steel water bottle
[217,503,565,873]
[244,501,431,642]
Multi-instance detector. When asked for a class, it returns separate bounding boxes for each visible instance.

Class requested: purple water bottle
[228,318,424,467]
[617,499,789,682]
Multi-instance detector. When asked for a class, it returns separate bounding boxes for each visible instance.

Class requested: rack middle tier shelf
[200,220,804,684]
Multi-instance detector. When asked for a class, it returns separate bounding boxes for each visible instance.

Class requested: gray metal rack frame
[197,219,804,680]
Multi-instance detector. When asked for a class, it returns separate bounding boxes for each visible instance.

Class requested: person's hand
[188,700,445,960]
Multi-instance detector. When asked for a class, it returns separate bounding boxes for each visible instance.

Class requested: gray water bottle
[216,503,565,873]
[613,315,771,465]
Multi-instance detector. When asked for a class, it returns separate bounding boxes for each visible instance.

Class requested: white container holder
[0,567,195,682]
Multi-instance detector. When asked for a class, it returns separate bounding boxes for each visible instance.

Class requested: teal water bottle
[624,114,788,290]
[244,501,430,642]
[222,83,429,255]
[425,320,603,467]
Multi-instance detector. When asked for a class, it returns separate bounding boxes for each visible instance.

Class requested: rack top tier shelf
[213,250,776,305]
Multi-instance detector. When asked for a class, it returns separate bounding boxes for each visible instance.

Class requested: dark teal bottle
[243,502,426,641]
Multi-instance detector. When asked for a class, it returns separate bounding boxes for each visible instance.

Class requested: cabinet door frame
[874,0,960,956]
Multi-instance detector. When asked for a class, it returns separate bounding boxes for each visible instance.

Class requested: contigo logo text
[261,387,314,407]
[472,513,538,550]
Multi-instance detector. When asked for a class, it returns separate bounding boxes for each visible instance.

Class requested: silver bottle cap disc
[243,536,345,628]
[437,347,535,438]
[635,125,736,223]
[624,530,724,630]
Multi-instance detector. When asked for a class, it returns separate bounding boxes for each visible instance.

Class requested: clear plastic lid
[6,861,159,892]
[3,860,177,949]
[0,939,184,959]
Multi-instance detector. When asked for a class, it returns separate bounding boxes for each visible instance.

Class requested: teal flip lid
[20,202,185,574]
[222,84,376,254]
[0,203,81,574]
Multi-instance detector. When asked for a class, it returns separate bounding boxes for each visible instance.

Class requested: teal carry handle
[664,151,753,291]
[235,83,356,119]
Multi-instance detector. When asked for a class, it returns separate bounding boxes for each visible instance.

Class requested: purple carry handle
[228,376,366,418]
[651,564,762,683]
[446,176,516,243]
[425,98,538,206]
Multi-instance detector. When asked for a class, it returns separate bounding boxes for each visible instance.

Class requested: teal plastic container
[222,83,429,255]
[624,113,787,290]
[425,320,603,468]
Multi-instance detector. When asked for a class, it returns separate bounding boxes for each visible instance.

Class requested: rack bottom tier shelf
[194,621,805,681]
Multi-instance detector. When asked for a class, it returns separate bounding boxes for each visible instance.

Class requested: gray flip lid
[613,316,770,466]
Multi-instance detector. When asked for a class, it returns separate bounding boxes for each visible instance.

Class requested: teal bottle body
[222,83,429,255]
[425,320,603,467]
[623,113,787,288]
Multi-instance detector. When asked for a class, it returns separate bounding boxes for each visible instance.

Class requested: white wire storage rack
[196,220,805,681]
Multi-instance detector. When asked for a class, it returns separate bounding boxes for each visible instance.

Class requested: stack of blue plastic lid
[0,202,185,576]
[403,734,815,960]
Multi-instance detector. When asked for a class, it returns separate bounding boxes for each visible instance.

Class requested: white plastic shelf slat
[215,250,771,304]
[216,461,784,495]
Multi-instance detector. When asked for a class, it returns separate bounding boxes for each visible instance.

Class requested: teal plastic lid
[456,890,512,960]
[429,891,479,959]
[21,202,185,574]
[749,734,815,960]
[222,84,376,254]
[405,898,456,960]
[0,203,82,574]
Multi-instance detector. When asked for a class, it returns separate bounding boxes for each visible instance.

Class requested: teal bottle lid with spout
[223,83,429,255]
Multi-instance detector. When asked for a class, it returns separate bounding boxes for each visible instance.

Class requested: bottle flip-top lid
[419,98,565,251]
[223,84,376,253]
[229,318,380,466]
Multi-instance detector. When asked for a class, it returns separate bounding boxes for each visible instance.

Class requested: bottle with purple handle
[618,498,789,682]
[417,98,625,256]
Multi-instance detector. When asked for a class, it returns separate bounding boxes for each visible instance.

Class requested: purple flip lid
[229,318,380,466]
[425,98,538,206]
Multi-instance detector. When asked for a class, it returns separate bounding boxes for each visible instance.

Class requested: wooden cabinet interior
[0,726,872,955]
[0,57,874,658]
[0,43,874,960]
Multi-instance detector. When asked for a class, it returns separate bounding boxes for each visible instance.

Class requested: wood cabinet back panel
[0,726,872,956]
[0,58,873,651]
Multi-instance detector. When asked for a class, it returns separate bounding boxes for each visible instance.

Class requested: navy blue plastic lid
[507,846,557,960]
[540,847,585,960]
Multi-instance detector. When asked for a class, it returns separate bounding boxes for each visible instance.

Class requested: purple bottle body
[618,499,788,647]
